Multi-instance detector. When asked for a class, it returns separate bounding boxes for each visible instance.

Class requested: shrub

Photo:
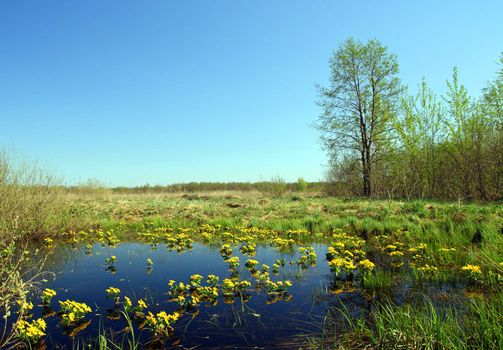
[295,177,308,192]
[258,176,288,198]
[0,150,64,243]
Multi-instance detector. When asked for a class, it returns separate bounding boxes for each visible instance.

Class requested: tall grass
[336,295,503,349]
[0,150,65,347]
[0,150,65,243]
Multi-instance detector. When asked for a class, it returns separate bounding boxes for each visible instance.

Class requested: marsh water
[22,239,475,349]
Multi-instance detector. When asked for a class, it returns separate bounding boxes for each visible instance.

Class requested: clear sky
[1,1,502,186]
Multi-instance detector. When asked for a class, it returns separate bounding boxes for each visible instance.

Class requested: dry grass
[0,151,67,244]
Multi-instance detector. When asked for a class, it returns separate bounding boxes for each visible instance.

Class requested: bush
[258,176,288,198]
[0,150,65,243]
[295,177,308,192]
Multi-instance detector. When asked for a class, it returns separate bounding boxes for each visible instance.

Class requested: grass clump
[336,295,503,350]
[0,150,65,242]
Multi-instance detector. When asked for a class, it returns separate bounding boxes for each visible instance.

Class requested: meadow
[1,188,502,349]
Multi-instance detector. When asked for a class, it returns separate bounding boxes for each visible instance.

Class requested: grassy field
[1,189,502,349]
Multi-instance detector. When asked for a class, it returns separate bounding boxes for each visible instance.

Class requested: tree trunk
[362,149,372,197]
[363,168,371,196]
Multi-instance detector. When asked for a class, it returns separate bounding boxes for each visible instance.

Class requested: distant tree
[295,177,308,192]
[316,38,403,196]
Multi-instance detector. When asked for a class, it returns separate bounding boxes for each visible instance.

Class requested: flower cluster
[219,244,233,258]
[96,229,121,246]
[16,318,46,343]
[168,275,220,308]
[42,237,54,247]
[106,286,121,302]
[58,300,92,325]
[297,246,317,268]
[41,288,56,304]
[145,310,181,337]
[462,264,481,274]
[239,242,256,256]
[326,231,370,277]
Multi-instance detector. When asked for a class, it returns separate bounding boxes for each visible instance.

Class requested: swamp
[2,192,502,349]
[1,2,502,349]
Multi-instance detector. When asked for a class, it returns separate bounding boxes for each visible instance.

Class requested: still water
[31,242,336,348]
[27,241,468,349]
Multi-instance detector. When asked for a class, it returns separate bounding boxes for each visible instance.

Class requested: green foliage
[337,296,503,349]
[316,38,404,196]
[325,50,503,201]
[296,177,308,192]
[258,176,288,198]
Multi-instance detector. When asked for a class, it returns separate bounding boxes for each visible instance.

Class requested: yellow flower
[389,251,404,257]
[328,258,344,268]
[106,287,121,296]
[17,300,33,312]
[333,242,345,249]
[359,259,375,270]
[146,311,157,325]
[439,247,456,253]
[17,318,46,341]
[245,259,259,268]
[462,264,481,274]
[190,274,203,284]
[137,299,147,309]
[124,296,132,308]
[42,288,56,297]
[417,264,438,274]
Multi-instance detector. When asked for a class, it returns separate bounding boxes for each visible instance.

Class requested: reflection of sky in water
[34,242,340,348]
[30,242,472,348]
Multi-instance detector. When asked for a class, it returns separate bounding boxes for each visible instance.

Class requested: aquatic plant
[105,255,116,265]
[16,299,33,314]
[222,278,251,298]
[106,286,121,299]
[297,246,317,268]
[245,259,259,270]
[42,237,53,247]
[40,288,56,305]
[206,274,219,287]
[225,256,240,270]
[462,264,483,284]
[239,242,256,256]
[58,300,92,326]
[219,243,233,258]
[145,310,181,338]
[15,318,46,343]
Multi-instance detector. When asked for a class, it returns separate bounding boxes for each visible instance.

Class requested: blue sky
[1,1,501,186]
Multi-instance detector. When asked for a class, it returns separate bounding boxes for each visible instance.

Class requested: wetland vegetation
[1,181,502,349]
[0,13,502,349]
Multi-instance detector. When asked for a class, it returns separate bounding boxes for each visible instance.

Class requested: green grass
[333,294,503,349]
[1,174,501,349]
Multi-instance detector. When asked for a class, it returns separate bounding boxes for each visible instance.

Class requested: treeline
[319,39,502,201]
[108,181,325,194]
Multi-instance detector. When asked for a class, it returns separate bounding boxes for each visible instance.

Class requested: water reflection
[20,240,475,349]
